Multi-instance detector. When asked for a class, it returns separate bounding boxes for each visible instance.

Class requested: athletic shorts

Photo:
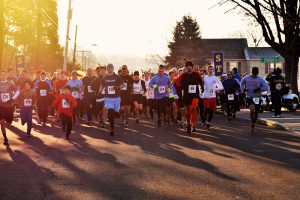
[203,98,217,111]
[131,94,143,104]
[120,93,131,106]
[168,97,175,106]
[105,97,121,112]
[246,97,261,110]
[0,106,14,124]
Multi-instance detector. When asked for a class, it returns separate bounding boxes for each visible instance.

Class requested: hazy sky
[57,0,246,58]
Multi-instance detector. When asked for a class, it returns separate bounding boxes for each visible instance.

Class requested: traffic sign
[260,57,280,63]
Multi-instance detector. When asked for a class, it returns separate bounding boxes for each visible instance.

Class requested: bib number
[275,83,282,91]
[253,97,260,105]
[134,86,141,93]
[121,83,127,91]
[72,91,79,99]
[107,86,116,94]
[40,89,47,97]
[158,86,166,94]
[24,99,32,106]
[87,86,93,93]
[1,93,10,102]
[62,99,70,108]
[227,94,234,101]
[188,85,196,94]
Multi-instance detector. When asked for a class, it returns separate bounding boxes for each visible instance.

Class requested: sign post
[213,52,223,76]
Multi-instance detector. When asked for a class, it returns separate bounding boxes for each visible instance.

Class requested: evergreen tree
[166,15,206,68]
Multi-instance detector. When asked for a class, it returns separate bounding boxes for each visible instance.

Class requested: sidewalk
[233,109,300,132]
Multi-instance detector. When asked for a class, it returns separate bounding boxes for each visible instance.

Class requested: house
[202,38,285,77]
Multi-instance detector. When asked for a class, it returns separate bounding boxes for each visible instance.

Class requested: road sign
[15,55,25,68]
[260,57,280,63]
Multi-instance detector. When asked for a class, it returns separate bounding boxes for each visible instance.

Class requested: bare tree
[218,0,300,93]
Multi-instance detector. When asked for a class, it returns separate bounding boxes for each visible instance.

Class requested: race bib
[188,85,196,94]
[121,83,127,91]
[40,89,47,96]
[158,86,166,94]
[24,99,32,106]
[87,86,93,93]
[148,89,154,99]
[275,83,282,90]
[253,97,260,105]
[62,99,70,108]
[134,86,141,93]
[227,94,234,101]
[1,93,10,102]
[107,86,116,94]
[72,91,79,99]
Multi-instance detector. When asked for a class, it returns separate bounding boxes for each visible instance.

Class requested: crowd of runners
[0,60,273,145]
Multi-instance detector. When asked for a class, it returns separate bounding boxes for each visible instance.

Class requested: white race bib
[275,83,282,90]
[40,89,47,97]
[62,99,70,108]
[253,97,260,105]
[72,91,79,99]
[227,94,234,101]
[1,93,10,102]
[87,86,93,93]
[134,86,141,93]
[24,99,32,106]
[107,86,116,94]
[188,85,196,94]
[158,86,166,94]
[147,89,154,99]
[121,83,127,91]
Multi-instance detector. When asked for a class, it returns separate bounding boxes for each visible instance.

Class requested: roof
[202,38,248,60]
[244,47,283,60]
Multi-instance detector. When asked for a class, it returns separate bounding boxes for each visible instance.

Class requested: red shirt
[54,79,68,95]
[52,93,77,117]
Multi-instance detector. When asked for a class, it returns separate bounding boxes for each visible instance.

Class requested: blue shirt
[149,74,170,99]
[240,75,269,98]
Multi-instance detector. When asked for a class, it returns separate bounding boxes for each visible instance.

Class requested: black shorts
[246,97,261,110]
[0,106,14,124]
[131,94,143,104]
[120,93,131,106]
[168,98,175,106]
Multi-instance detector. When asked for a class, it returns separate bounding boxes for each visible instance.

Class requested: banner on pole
[213,52,223,76]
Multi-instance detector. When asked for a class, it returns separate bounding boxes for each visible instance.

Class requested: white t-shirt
[203,75,224,99]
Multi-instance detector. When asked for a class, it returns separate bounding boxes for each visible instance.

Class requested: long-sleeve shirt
[203,75,224,98]
[222,78,240,94]
[52,93,78,117]
[240,75,269,98]
[149,74,170,99]
[16,89,36,109]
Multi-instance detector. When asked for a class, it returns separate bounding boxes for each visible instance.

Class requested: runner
[66,71,83,125]
[0,70,17,145]
[203,65,224,130]
[168,70,178,124]
[16,80,36,136]
[33,71,53,126]
[91,66,108,128]
[131,71,146,123]
[145,72,156,122]
[119,65,133,128]
[82,68,96,125]
[222,71,240,121]
[197,66,206,125]
[240,67,269,133]
[177,61,203,134]
[52,85,78,139]
[100,64,124,136]
[149,65,170,127]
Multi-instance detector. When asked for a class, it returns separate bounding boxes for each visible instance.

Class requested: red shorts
[203,98,216,111]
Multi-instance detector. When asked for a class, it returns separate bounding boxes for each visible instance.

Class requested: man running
[0,70,17,145]
[100,64,124,136]
[119,65,133,128]
[82,68,96,125]
[240,67,269,133]
[149,65,170,127]
[222,71,240,121]
[177,61,203,134]
[131,71,146,123]
[203,65,224,130]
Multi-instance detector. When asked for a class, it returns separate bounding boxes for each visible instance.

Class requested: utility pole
[76,50,90,71]
[72,25,78,68]
[0,0,4,70]
[63,0,72,71]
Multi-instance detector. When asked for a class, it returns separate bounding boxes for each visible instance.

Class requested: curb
[215,110,290,131]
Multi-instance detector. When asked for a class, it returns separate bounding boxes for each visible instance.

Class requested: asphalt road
[0,114,299,200]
